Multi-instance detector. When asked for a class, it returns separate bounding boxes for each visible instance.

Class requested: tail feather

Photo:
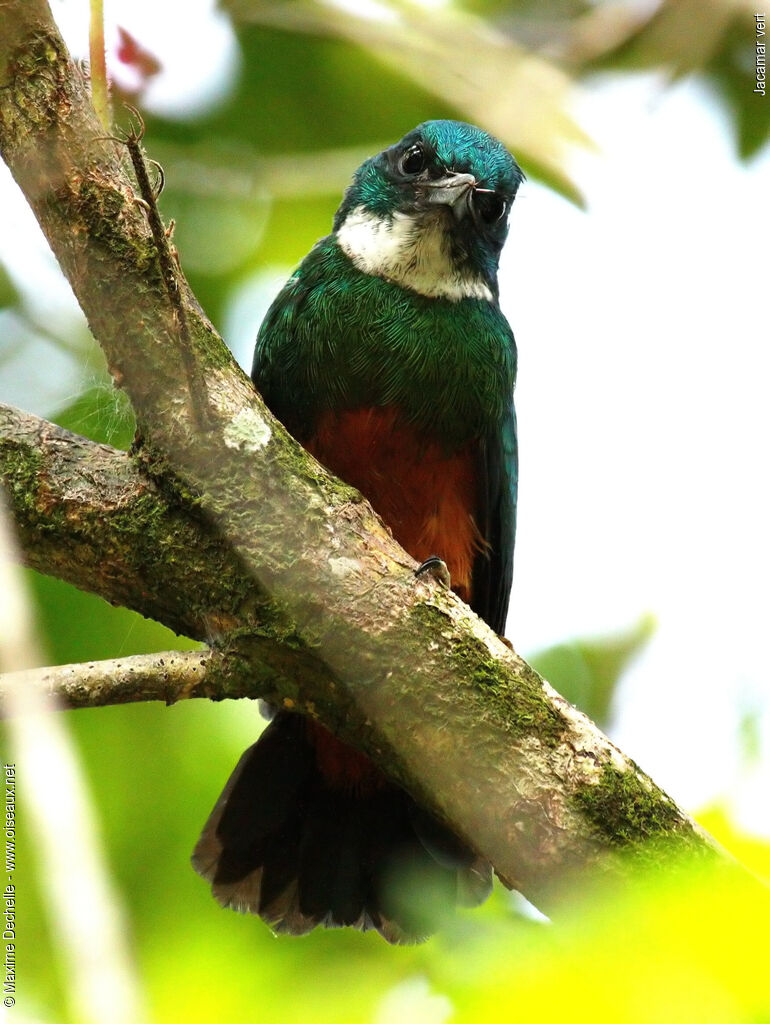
[297,791,365,925]
[192,711,491,942]
[216,713,312,856]
[256,826,302,914]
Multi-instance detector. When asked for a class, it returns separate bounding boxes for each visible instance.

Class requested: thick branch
[0,404,268,638]
[0,0,723,913]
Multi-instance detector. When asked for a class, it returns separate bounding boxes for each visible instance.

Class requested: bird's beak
[422,172,476,219]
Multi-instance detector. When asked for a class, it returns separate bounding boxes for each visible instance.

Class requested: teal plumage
[256,238,516,449]
[193,120,523,941]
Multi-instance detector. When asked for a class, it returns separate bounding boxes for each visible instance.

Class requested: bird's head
[333,120,523,302]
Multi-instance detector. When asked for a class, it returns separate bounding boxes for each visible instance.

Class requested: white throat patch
[335,205,493,303]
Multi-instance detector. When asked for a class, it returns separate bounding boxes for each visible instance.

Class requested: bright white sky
[504,75,770,825]
[1,1,768,830]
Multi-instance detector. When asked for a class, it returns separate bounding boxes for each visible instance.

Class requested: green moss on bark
[0,31,71,142]
[0,438,46,519]
[70,176,160,276]
[271,419,362,507]
[572,762,703,855]
[411,602,567,745]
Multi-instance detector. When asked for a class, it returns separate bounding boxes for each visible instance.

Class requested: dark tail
[191,711,492,943]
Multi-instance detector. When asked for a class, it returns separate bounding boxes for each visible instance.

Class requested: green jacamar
[193,120,523,942]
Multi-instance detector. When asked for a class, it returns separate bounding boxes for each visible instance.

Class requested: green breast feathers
[255,236,516,449]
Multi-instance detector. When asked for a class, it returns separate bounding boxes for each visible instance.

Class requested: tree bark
[0,404,272,638]
[0,0,722,915]
[0,650,214,710]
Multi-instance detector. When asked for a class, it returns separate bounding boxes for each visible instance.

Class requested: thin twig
[0,649,216,714]
[123,107,213,430]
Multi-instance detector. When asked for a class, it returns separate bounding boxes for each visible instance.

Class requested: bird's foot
[415,556,451,589]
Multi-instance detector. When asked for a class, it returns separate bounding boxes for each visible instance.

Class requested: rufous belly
[307,406,483,603]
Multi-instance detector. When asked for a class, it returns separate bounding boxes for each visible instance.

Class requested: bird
[192,119,523,943]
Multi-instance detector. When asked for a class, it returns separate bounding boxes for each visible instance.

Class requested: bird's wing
[252,237,345,442]
[471,398,518,636]
[251,271,309,439]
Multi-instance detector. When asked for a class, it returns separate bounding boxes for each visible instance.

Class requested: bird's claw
[415,556,451,589]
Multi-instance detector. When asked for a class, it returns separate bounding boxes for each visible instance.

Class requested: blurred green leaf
[529,614,656,727]
[708,20,770,159]
[575,0,769,159]
[0,260,19,308]
[163,188,271,277]
[697,804,770,884]
[442,854,770,1024]
[224,0,590,205]
[587,0,735,76]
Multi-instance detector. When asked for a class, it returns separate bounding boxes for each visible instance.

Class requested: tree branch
[0,0,725,915]
[0,647,343,716]
[0,403,273,638]
[0,649,214,710]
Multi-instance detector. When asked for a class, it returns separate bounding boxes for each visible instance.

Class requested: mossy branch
[0,403,275,639]
[1,650,216,710]
[0,0,727,915]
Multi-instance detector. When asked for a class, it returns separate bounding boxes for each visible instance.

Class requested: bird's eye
[398,144,426,176]
[473,191,508,225]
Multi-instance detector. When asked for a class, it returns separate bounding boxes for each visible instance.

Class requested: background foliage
[1,1,768,1020]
